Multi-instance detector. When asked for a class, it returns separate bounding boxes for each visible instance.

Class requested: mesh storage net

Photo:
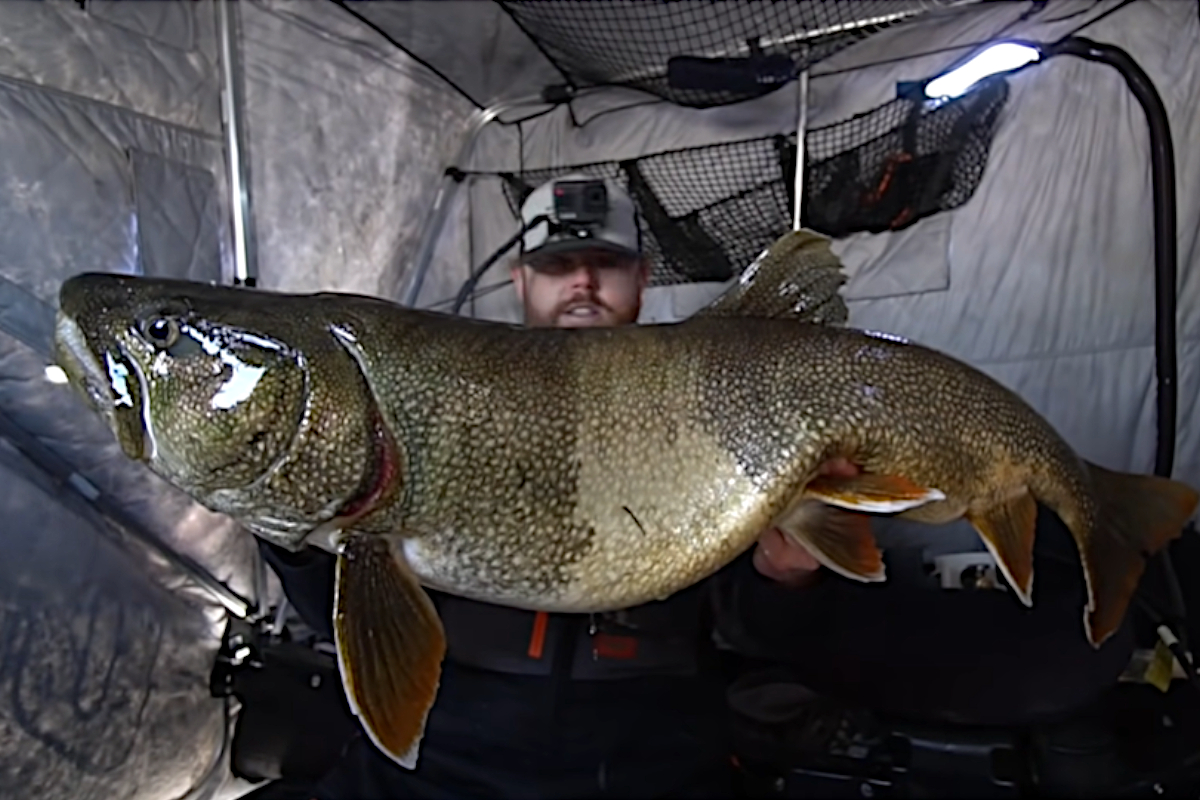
[497,0,972,108]
[480,76,1009,290]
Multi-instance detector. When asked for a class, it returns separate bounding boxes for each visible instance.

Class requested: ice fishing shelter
[0,1,1197,798]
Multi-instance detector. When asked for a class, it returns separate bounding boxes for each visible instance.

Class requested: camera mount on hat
[531,177,612,251]
[451,175,638,315]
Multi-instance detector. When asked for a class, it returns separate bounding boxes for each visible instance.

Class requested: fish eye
[141,316,180,349]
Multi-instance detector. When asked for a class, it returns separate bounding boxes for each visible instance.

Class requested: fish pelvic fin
[777,498,885,582]
[1078,462,1199,648]
[965,488,1038,607]
[805,473,946,514]
[334,534,446,770]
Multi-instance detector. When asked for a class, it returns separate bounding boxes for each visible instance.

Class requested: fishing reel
[210,614,358,787]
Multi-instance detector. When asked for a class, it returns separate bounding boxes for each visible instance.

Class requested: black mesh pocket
[497,0,964,108]
[802,77,1009,237]
[485,79,1008,290]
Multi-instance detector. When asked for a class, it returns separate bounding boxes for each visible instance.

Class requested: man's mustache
[556,294,611,315]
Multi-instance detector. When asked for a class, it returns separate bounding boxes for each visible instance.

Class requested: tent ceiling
[344,0,979,110]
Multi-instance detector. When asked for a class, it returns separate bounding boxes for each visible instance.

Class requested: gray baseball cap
[519,173,642,259]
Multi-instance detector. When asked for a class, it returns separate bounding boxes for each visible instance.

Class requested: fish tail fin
[334,534,446,770]
[1078,461,1198,647]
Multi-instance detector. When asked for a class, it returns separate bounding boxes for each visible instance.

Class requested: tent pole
[402,95,552,308]
[0,409,254,620]
[217,0,258,287]
[1042,37,1177,481]
[792,67,809,231]
[1042,34,1189,662]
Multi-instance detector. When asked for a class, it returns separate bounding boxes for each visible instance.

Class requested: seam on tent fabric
[495,1,576,91]
[1030,0,1106,26]
[572,99,669,129]
[0,71,220,145]
[84,0,198,52]
[494,103,562,128]
[453,132,790,176]
[326,0,486,110]
[486,91,666,129]
[0,276,54,358]
[1054,0,1139,38]
[252,2,454,86]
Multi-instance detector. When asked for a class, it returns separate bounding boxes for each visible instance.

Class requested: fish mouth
[53,311,151,461]
[54,312,111,413]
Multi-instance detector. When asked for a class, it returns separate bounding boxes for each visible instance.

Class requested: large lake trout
[52,231,1198,769]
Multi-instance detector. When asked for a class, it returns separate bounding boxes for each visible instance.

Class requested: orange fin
[778,499,885,582]
[805,473,946,514]
[1078,462,1199,647]
[334,534,446,769]
[965,489,1038,607]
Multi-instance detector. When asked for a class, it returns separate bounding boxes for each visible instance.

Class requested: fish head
[55,272,311,496]
[55,272,402,547]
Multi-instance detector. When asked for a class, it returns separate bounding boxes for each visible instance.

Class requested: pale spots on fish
[353,316,599,604]
[547,333,780,610]
[561,419,772,611]
[54,268,1199,652]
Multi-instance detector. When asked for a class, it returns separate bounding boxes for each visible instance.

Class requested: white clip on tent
[0,1,1197,798]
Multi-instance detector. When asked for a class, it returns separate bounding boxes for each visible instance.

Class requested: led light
[925,42,1041,99]
[44,364,68,384]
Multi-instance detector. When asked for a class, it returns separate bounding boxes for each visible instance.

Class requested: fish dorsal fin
[694,229,849,325]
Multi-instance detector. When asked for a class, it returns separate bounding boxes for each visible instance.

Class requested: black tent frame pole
[1041,35,1188,655]
[1043,36,1177,479]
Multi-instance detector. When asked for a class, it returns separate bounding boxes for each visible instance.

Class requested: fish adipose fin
[777,498,885,582]
[805,473,945,514]
[1077,462,1198,647]
[965,489,1038,607]
[334,533,446,770]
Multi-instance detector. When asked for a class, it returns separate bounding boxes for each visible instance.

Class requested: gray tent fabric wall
[0,3,243,799]
[448,0,1200,499]
[0,1,483,798]
[0,1,1197,799]
[821,0,1200,491]
[239,0,477,299]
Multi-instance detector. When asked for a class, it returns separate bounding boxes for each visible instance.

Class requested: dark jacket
[710,505,1137,727]
[259,541,720,680]
[259,541,736,799]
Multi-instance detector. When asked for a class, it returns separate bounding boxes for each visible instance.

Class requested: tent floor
[733,680,1200,798]
[233,680,1200,799]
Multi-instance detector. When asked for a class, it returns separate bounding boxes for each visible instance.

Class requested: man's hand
[752,456,861,588]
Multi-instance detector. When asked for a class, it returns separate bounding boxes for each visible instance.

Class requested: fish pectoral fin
[334,534,446,770]
[778,499,885,582]
[804,473,946,514]
[965,489,1038,607]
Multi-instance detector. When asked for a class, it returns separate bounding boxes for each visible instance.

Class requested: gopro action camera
[552,178,608,230]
